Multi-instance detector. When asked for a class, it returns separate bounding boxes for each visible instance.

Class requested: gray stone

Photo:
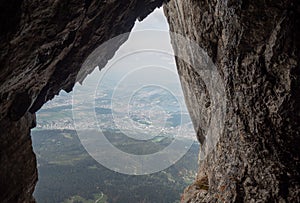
[164,0,299,202]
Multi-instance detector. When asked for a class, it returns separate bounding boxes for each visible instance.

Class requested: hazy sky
[89,7,180,92]
[42,7,187,113]
[133,8,169,31]
[77,6,187,113]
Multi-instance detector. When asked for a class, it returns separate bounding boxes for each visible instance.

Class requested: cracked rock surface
[164,0,299,202]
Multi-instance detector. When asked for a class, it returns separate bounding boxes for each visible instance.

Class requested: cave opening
[1,0,298,202]
[31,7,199,203]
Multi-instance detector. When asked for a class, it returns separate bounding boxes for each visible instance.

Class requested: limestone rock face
[164,0,299,202]
[0,0,165,202]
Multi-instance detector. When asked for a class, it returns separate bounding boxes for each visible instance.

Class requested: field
[32,129,199,203]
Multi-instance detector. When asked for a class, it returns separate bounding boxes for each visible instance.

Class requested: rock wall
[0,0,165,202]
[164,0,299,202]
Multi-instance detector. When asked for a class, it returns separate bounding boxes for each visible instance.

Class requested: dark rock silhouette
[0,0,165,202]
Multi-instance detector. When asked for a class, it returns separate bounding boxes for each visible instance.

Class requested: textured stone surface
[0,0,165,202]
[164,0,299,202]
[0,112,37,202]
